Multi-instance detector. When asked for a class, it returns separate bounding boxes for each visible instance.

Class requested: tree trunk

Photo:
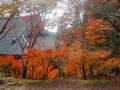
[41,58,47,80]
[42,74,47,80]
[58,66,61,79]
[81,25,87,80]
[114,68,120,76]
[81,57,86,80]
[80,13,88,80]
[88,65,93,79]
[22,65,27,79]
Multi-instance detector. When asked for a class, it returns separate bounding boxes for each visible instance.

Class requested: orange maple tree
[0,55,21,77]
[25,49,58,80]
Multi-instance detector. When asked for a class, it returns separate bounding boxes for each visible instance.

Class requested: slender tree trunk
[88,65,93,79]
[0,9,16,34]
[41,58,47,80]
[22,65,27,79]
[58,66,62,79]
[105,18,120,32]
[81,24,87,80]
[81,57,86,79]
[58,66,60,78]
[21,49,27,79]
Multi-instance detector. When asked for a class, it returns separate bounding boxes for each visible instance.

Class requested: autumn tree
[84,0,120,57]
[83,0,120,78]
[57,0,87,79]
[11,0,58,79]
[0,55,13,77]
[104,58,120,76]
[25,49,58,80]
[0,0,58,79]
[52,49,70,78]
[0,55,21,77]
[63,56,82,78]
[0,0,25,35]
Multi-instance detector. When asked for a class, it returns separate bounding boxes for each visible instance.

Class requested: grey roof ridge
[0,25,16,41]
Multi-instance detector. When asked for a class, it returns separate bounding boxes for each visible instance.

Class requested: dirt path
[0,80,120,90]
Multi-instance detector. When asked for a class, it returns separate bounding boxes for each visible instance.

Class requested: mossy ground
[0,77,120,90]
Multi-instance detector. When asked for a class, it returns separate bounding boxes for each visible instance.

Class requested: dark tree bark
[88,65,93,79]
[81,57,86,80]
[22,65,27,79]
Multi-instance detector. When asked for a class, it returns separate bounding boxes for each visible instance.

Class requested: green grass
[25,80,48,85]
[0,73,2,77]
[0,77,112,86]
[1,77,13,82]
[0,77,49,86]
[0,72,3,78]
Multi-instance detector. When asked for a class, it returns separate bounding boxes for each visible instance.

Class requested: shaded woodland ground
[0,76,120,90]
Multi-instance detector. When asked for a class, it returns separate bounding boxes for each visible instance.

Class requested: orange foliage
[25,49,58,80]
[0,49,59,80]
[63,50,112,78]
[85,18,109,45]
[47,65,58,79]
[105,58,120,68]
[0,55,21,77]
[64,59,81,78]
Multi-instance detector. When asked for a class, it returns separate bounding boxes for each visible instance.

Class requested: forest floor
[0,77,120,90]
